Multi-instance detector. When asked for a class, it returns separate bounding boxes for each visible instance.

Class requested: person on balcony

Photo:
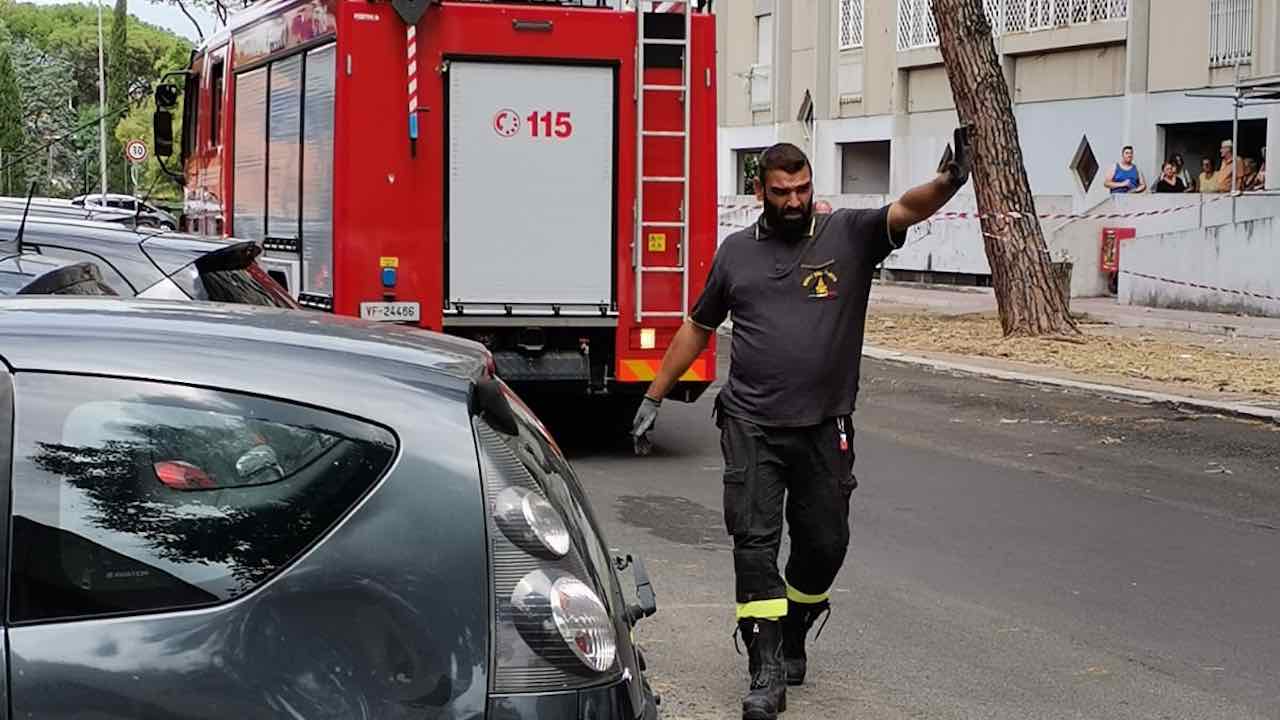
[1242,158,1264,191]
[1214,139,1246,193]
[1170,153,1194,190]
[1197,156,1219,193]
[1104,146,1146,194]
[1154,161,1188,193]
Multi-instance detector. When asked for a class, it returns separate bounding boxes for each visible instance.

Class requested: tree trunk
[931,0,1078,337]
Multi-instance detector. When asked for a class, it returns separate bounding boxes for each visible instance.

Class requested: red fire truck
[154,0,717,416]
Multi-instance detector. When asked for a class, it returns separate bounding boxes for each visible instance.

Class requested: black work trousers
[717,406,857,617]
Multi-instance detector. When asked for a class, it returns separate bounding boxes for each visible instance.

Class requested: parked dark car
[0,298,659,719]
[71,192,180,229]
[0,214,298,307]
[0,196,139,226]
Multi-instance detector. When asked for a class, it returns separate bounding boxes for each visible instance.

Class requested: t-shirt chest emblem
[801,260,839,299]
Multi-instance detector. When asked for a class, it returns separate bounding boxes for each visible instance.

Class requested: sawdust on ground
[865,311,1280,397]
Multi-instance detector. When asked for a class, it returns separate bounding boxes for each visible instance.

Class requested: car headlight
[511,570,617,674]
[493,487,570,558]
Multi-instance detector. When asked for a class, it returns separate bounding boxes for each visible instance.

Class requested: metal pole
[96,0,108,198]
[634,0,643,322]
[1231,94,1239,196]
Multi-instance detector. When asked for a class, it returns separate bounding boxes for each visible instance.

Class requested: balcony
[840,0,865,50]
[1209,0,1254,67]
[897,0,1129,51]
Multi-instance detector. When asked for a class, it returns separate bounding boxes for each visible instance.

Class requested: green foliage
[0,20,29,195]
[0,1,191,197]
[741,152,761,194]
[8,37,82,195]
[115,96,182,203]
[0,2,191,105]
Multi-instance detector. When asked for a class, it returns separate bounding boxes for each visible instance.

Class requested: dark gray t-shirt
[691,206,905,427]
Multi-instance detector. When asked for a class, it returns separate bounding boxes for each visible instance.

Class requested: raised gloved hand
[631,396,661,456]
[938,124,974,189]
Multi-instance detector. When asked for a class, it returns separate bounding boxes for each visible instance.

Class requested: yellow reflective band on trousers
[786,584,829,604]
[736,598,788,620]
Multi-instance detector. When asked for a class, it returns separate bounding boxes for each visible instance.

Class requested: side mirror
[153,109,174,158]
[155,82,179,109]
[153,83,179,159]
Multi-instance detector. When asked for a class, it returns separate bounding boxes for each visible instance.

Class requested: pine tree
[0,23,27,195]
[106,0,129,193]
[931,0,1077,337]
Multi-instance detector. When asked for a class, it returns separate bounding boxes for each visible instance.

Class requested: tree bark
[931,0,1078,337]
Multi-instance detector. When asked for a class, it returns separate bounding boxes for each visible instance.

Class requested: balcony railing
[897,0,1128,51]
[840,0,865,49]
[1209,0,1254,67]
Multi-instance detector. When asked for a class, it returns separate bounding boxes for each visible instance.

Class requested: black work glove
[937,124,974,189]
[631,396,661,456]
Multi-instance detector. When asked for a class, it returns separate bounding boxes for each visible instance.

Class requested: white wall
[718,125,779,200]
[1014,96,1127,201]
[1119,215,1280,317]
[813,113,895,195]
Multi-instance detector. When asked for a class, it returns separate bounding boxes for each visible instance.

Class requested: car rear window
[168,242,300,308]
[9,374,396,623]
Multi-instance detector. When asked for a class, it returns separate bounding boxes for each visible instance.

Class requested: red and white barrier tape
[1120,270,1280,304]
[718,194,1237,229]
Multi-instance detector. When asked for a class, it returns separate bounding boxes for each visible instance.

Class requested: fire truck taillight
[639,328,656,350]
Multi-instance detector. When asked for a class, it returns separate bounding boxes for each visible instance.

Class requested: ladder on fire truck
[633,0,693,322]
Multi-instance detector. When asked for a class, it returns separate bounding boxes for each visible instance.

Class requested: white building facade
[717,0,1280,204]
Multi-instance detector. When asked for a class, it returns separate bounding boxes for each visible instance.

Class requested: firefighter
[632,130,972,720]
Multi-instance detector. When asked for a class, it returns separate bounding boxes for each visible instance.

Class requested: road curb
[862,345,1280,425]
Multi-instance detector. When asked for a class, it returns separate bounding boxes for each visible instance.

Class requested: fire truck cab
[155,0,718,417]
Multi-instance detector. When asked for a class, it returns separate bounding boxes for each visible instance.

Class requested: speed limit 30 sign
[125,140,149,164]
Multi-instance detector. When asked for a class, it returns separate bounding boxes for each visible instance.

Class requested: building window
[839,0,864,49]
[751,13,772,111]
[840,141,891,194]
[1209,0,1253,68]
[1069,135,1099,192]
[737,149,763,194]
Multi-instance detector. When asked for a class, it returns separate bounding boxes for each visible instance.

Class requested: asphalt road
[556,357,1280,720]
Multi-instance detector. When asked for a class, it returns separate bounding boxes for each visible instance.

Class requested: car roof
[0,298,491,406]
[0,199,135,223]
[0,213,147,236]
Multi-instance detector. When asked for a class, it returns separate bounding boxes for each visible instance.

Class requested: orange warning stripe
[618,357,709,383]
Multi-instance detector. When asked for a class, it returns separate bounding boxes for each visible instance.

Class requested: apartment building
[717,0,1280,201]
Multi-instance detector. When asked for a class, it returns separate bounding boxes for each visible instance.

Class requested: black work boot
[738,618,787,719]
[781,599,831,686]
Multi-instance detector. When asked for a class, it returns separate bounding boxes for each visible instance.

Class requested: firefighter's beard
[763,197,813,240]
